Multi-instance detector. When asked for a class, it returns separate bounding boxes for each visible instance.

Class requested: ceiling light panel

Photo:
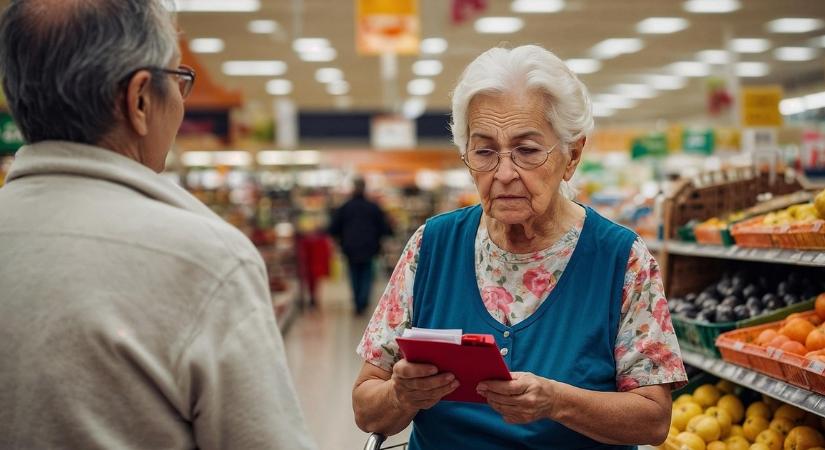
[299,48,337,62]
[248,20,278,34]
[266,79,292,96]
[402,97,427,120]
[645,75,687,90]
[592,103,616,118]
[407,78,435,96]
[189,38,224,53]
[174,0,260,12]
[293,38,331,53]
[315,68,344,83]
[767,18,825,34]
[696,49,729,64]
[326,81,350,96]
[736,62,769,77]
[474,17,524,34]
[594,94,637,110]
[511,0,565,13]
[565,58,601,74]
[730,38,771,53]
[667,61,710,77]
[636,17,689,34]
[682,0,740,13]
[774,47,818,61]
[780,97,805,116]
[413,60,443,77]
[222,60,287,76]
[614,84,657,99]
[420,38,448,55]
[591,38,644,59]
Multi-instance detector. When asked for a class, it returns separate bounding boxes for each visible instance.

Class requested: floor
[284,275,411,450]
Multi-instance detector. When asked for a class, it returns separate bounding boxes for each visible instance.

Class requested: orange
[767,334,791,348]
[781,318,816,344]
[774,404,807,425]
[816,293,825,321]
[780,340,808,355]
[806,328,825,352]
[810,316,823,326]
[757,329,779,346]
[784,426,825,450]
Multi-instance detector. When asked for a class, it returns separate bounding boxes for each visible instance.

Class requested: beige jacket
[0,141,316,450]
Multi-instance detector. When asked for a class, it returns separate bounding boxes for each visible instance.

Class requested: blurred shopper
[0,2,315,449]
[352,45,686,449]
[329,177,393,315]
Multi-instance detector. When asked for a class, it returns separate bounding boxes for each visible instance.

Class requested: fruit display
[740,295,825,360]
[762,202,822,226]
[669,272,822,324]
[662,382,825,450]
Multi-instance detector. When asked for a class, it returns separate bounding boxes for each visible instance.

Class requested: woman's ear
[124,70,152,137]
[563,136,586,181]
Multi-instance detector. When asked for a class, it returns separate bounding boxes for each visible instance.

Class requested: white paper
[401,327,462,345]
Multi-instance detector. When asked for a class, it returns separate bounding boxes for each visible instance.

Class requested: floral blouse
[357,212,688,392]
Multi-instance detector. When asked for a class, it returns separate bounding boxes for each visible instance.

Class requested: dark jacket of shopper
[329,191,393,264]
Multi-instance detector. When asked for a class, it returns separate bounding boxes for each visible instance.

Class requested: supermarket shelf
[681,349,825,417]
[665,240,825,267]
[644,238,663,253]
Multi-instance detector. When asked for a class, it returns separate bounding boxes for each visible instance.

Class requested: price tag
[770,348,784,359]
[809,360,825,375]
[790,252,804,261]
[803,252,818,263]
[765,249,781,258]
[815,253,825,265]
[726,247,738,256]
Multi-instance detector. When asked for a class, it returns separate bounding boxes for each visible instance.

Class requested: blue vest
[410,205,637,450]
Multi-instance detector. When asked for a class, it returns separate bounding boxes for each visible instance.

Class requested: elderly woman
[352,45,687,449]
[0,1,314,449]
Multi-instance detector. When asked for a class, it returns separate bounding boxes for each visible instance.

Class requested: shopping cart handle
[363,433,387,450]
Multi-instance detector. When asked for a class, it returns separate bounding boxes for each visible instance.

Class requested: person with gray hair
[0,1,316,449]
[353,45,686,449]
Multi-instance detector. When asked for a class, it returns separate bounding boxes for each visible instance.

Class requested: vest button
[500,347,509,356]
[503,331,510,338]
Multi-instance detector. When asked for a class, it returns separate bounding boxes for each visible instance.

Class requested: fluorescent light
[299,47,337,62]
[565,58,601,74]
[412,60,443,77]
[189,38,224,53]
[266,79,293,95]
[645,74,687,90]
[683,0,740,13]
[774,47,818,61]
[805,91,825,110]
[174,0,260,12]
[474,17,524,34]
[256,151,291,165]
[222,60,287,76]
[181,151,212,166]
[591,38,644,59]
[667,61,710,77]
[293,151,321,165]
[592,103,615,118]
[292,38,331,53]
[780,97,806,116]
[636,17,689,34]
[420,38,448,55]
[511,0,564,13]
[731,38,771,53]
[767,18,825,34]
[315,68,343,83]
[594,94,637,109]
[212,151,252,166]
[402,97,427,119]
[248,20,278,34]
[614,83,657,99]
[696,49,729,64]
[407,78,435,96]
[736,62,769,77]
[326,81,350,95]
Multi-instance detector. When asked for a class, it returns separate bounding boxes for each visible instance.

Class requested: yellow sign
[741,85,783,127]
[356,0,419,55]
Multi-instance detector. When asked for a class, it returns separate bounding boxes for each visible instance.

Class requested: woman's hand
[476,372,555,424]
[390,359,459,412]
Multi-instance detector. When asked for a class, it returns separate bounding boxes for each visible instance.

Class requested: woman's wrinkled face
[466,91,568,225]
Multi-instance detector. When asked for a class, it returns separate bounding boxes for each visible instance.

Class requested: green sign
[0,113,24,154]
[683,129,714,155]
[631,132,668,159]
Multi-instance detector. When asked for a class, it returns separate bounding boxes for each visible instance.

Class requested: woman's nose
[494,153,520,182]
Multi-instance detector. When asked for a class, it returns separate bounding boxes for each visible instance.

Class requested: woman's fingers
[395,372,455,391]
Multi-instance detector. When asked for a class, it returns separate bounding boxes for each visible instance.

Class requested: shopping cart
[363,433,407,450]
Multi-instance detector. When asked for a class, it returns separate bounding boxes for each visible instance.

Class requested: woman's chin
[489,208,532,225]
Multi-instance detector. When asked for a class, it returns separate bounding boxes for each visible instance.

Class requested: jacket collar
[7,140,217,219]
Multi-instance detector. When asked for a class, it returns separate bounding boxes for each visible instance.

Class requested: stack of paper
[401,327,462,345]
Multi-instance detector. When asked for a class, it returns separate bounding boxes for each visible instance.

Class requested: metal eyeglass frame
[461,142,559,172]
[124,64,196,100]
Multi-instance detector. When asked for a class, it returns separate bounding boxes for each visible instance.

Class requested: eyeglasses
[124,64,196,100]
[461,143,558,172]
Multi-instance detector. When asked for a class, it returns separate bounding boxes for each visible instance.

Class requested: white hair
[450,45,594,199]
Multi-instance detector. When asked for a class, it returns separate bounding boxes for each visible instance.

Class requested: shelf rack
[665,240,825,267]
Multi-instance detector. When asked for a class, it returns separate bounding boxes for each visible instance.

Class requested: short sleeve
[356,225,425,371]
[614,238,688,392]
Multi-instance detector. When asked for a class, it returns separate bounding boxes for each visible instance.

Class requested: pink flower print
[635,339,683,374]
[617,375,640,392]
[385,289,405,328]
[652,298,674,333]
[481,286,514,317]
[522,267,555,298]
[614,343,629,361]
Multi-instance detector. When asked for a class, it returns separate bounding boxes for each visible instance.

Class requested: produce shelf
[665,240,825,267]
[681,349,825,417]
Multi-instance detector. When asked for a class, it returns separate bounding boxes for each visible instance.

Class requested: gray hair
[450,45,594,199]
[0,0,178,145]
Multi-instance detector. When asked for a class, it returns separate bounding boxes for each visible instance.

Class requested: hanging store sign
[0,113,24,154]
[370,114,416,149]
[682,128,714,155]
[356,0,420,55]
[630,133,668,159]
[741,85,783,127]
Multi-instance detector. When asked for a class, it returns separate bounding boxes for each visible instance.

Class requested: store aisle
[284,275,411,450]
